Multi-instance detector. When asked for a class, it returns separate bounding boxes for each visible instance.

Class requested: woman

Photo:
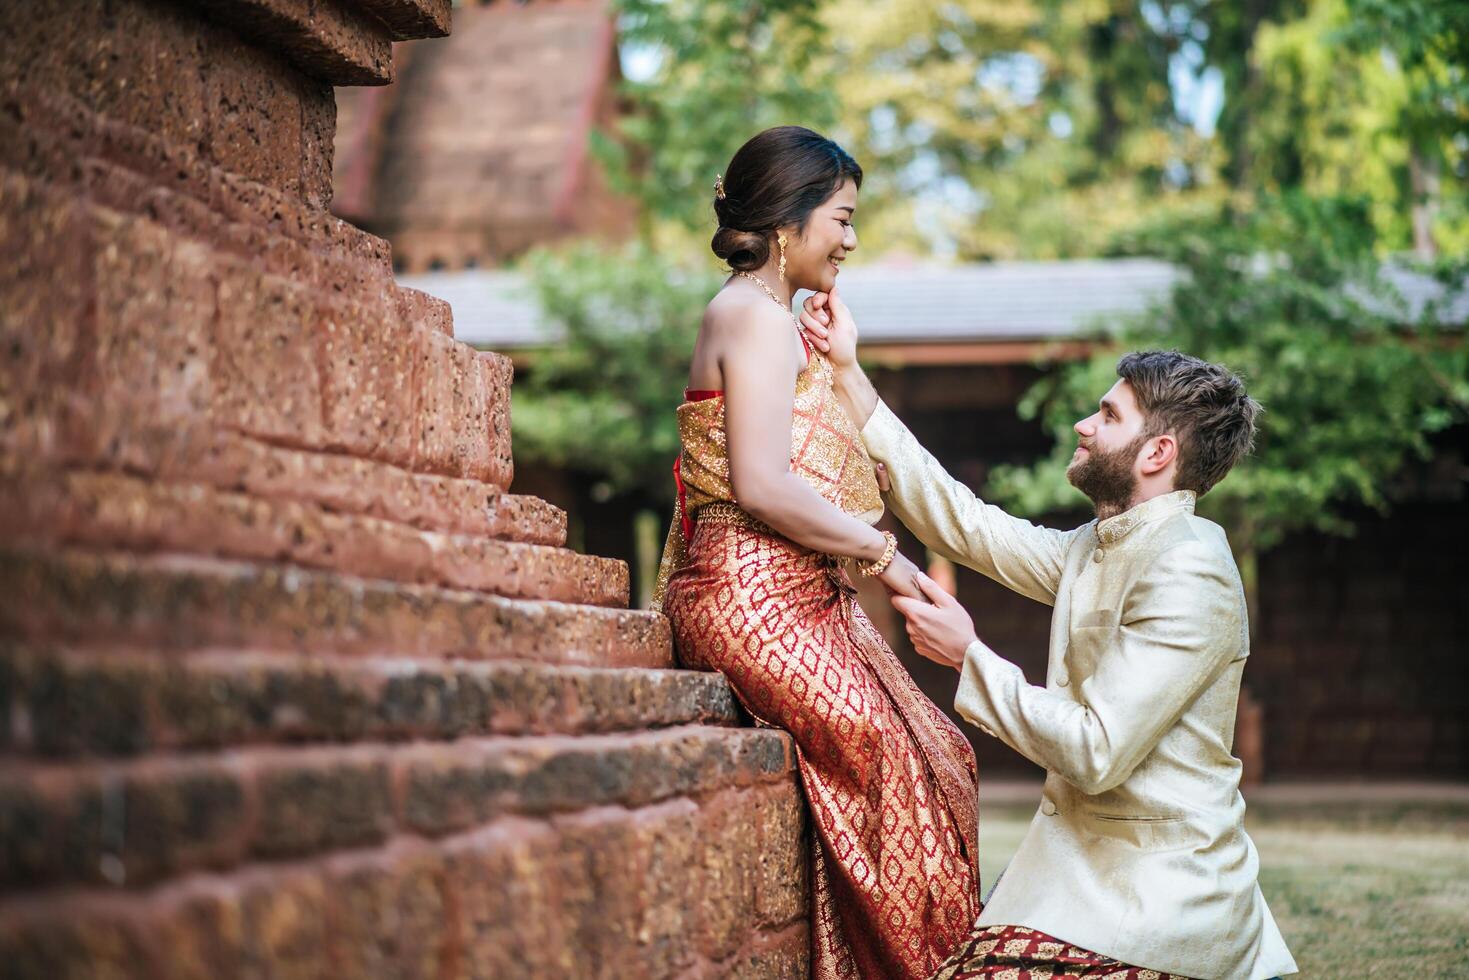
[653,126,981,978]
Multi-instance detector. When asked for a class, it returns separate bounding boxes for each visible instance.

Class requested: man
[800,289,1297,980]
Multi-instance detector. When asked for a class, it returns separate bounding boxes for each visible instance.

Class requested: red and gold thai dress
[653,344,981,979]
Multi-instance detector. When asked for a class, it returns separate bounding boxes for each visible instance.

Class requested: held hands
[876,549,925,602]
[799,287,858,368]
[892,573,979,671]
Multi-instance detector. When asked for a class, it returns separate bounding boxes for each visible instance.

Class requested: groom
[801,291,1297,980]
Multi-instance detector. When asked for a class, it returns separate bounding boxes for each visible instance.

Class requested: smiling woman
[709,125,860,292]
[654,126,983,979]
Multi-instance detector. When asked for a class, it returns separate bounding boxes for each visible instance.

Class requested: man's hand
[892,572,979,671]
[799,286,858,368]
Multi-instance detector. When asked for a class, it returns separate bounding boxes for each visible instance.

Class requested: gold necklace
[735,271,798,326]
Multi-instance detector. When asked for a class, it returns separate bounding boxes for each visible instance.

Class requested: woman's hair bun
[711,226,770,273]
[709,127,863,273]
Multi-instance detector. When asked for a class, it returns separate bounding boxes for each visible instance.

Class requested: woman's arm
[720,301,886,560]
[715,300,922,596]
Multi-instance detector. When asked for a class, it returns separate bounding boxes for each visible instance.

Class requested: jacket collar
[1095,489,1197,545]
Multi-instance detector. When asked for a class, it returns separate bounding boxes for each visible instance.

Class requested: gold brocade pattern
[932,924,1193,979]
[654,349,980,978]
[651,348,884,611]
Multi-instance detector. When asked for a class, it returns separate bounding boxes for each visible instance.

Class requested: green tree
[1343,0,1469,256]
[827,0,1225,260]
[512,243,720,503]
[593,0,839,239]
[1236,0,1469,257]
[987,195,1469,586]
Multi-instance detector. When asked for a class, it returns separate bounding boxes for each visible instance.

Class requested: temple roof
[333,0,630,270]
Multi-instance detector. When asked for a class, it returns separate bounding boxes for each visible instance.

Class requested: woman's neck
[739,266,796,306]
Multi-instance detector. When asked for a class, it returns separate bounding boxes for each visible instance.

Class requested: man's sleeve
[953,538,1244,795]
[861,399,1076,606]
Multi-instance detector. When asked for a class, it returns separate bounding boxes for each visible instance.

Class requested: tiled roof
[401,259,1467,350]
[332,0,627,269]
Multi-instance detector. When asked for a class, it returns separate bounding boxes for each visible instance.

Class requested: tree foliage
[592,0,838,236]
[512,243,719,501]
[827,0,1225,260]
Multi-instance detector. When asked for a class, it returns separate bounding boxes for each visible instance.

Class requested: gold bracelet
[858,530,898,577]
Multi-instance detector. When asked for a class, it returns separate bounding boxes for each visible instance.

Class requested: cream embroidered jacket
[862,401,1297,980]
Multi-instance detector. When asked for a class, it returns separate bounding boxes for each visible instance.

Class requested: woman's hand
[799,285,858,368]
[876,550,926,602]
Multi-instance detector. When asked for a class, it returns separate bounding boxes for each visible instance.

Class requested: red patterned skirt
[663,516,981,979]
[933,924,1194,979]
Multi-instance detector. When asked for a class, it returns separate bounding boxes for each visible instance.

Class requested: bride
[653,126,980,978]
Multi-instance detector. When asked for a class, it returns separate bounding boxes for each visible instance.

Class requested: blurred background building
[333,0,634,271]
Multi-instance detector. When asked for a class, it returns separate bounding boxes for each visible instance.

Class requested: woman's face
[783,179,859,293]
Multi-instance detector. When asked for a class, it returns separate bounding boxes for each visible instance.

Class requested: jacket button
[1041,799,1058,816]
[1056,673,1070,687]
[1092,548,1104,563]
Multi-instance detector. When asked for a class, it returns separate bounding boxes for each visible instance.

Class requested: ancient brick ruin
[0,1,807,975]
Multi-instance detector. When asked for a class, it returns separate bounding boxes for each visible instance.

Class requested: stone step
[356,0,453,41]
[1,647,741,758]
[2,111,516,488]
[0,782,807,979]
[0,724,793,892]
[165,434,564,546]
[0,469,615,607]
[0,549,672,669]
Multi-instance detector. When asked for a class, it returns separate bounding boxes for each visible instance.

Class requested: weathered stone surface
[724,922,811,980]
[0,727,791,890]
[0,172,91,462]
[0,470,621,605]
[212,265,325,445]
[0,780,808,977]
[0,88,394,271]
[413,330,514,486]
[323,849,448,977]
[160,431,565,544]
[1,759,250,889]
[0,548,669,667]
[397,284,455,336]
[356,0,453,41]
[3,647,742,756]
[253,753,394,859]
[194,0,399,85]
[317,291,420,465]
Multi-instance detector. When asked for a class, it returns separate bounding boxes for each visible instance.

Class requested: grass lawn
[975,798,1469,979]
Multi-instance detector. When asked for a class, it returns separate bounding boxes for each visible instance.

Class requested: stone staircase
[0,1,808,976]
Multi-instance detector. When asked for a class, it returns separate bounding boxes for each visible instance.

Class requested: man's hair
[1115,350,1262,495]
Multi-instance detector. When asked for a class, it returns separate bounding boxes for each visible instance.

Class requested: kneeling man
[802,292,1297,980]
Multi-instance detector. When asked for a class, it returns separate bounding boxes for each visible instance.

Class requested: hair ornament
[714,174,727,200]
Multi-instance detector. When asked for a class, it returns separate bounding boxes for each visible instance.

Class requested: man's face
[1067,379,1148,508]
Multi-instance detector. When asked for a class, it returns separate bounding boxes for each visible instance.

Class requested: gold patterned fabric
[652,348,884,612]
[932,924,1194,979]
[656,350,980,978]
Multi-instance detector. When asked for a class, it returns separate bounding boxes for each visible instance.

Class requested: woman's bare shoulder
[702,286,797,347]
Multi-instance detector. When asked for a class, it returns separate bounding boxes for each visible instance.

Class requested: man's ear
[1140,433,1177,476]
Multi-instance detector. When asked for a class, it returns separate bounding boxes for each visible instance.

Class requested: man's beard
[1066,435,1144,513]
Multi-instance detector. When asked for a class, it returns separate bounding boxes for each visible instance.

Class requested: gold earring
[778,234,788,281]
